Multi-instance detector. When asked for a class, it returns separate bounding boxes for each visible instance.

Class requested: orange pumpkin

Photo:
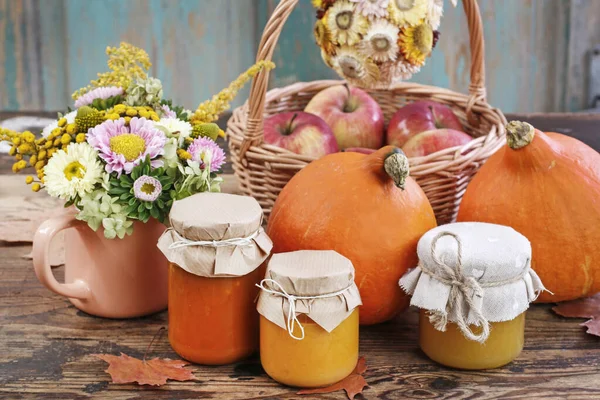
[267,146,437,325]
[457,121,600,302]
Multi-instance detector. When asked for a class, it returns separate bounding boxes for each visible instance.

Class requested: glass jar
[400,222,546,370]
[158,192,273,365]
[419,310,525,369]
[168,262,266,365]
[257,250,362,388]
[260,311,359,388]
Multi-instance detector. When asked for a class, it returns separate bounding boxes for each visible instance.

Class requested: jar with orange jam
[257,250,362,388]
[158,193,273,365]
[400,222,546,370]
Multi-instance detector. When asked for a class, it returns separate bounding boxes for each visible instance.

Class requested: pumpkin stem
[384,148,410,190]
[507,121,535,150]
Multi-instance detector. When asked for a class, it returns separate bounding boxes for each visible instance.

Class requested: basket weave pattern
[227,0,507,224]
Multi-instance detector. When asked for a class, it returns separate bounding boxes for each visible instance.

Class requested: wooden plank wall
[0,0,257,112]
[1,0,599,113]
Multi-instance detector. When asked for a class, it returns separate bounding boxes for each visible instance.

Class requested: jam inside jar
[260,310,359,388]
[419,309,525,369]
[168,262,265,365]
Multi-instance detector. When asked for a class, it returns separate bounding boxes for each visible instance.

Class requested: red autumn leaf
[297,356,368,400]
[552,293,600,337]
[93,353,197,386]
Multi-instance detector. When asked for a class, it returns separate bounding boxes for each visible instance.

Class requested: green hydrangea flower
[125,77,163,107]
[102,214,134,239]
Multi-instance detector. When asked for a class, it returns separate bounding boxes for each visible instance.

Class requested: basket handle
[240,0,487,157]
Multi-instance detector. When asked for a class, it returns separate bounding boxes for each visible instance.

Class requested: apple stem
[281,113,298,136]
[384,148,410,190]
[342,84,357,113]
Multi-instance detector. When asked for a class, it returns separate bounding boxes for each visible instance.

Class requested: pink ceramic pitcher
[33,209,169,318]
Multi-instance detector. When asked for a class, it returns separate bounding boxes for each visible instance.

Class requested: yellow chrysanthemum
[388,0,428,27]
[399,21,433,66]
[326,1,369,46]
[314,18,336,55]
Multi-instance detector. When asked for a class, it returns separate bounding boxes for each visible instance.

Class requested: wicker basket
[227,0,507,224]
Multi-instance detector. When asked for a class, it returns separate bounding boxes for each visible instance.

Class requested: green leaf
[128,197,137,206]
[119,192,130,200]
[132,166,141,181]
[157,198,164,208]
[149,206,160,219]
[108,186,130,195]
[144,201,153,210]
[138,203,145,213]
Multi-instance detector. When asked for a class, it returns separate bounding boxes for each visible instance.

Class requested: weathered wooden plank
[565,0,600,111]
[0,0,40,110]
[63,0,257,111]
[1,244,600,399]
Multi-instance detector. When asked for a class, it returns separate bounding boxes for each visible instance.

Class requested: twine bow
[167,227,262,250]
[421,231,490,343]
[256,279,352,341]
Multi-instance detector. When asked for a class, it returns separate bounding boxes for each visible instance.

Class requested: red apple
[263,111,339,158]
[402,129,473,158]
[304,85,384,150]
[387,101,463,147]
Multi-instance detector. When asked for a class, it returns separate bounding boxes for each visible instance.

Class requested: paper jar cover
[400,222,546,325]
[157,192,272,277]
[257,250,362,333]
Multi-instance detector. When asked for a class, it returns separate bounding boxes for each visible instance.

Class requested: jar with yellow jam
[158,193,273,365]
[257,250,362,387]
[400,222,546,370]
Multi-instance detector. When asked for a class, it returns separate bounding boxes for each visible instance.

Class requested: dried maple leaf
[297,356,368,400]
[93,353,197,386]
[552,293,600,336]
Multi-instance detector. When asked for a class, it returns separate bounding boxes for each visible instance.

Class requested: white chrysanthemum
[333,47,381,87]
[378,59,421,86]
[388,0,428,27]
[153,117,192,146]
[42,111,77,138]
[360,19,400,62]
[350,0,390,19]
[427,0,443,30]
[44,142,103,200]
[327,1,369,46]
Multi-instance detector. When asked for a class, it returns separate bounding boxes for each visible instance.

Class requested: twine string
[167,227,262,250]
[256,278,353,341]
[420,232,492,342]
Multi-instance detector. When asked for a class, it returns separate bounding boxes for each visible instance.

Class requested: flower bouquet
[1,42,274,239]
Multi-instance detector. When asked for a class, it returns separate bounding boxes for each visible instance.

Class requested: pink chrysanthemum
[161,104,177,118]
[87,117,166,176]
[187,137,226,172]
[133,175,162,202]
[74,86,124,108]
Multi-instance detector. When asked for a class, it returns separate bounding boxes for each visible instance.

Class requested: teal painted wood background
[1,0,598,113]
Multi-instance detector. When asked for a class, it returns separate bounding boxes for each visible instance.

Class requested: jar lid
[157,193,272,277]
[400,222,546,343]
[257,250,362,339]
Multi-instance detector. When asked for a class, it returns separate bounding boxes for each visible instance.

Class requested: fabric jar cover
[257,250,362,336]
[157,192,273,277]
[400,222,546,342]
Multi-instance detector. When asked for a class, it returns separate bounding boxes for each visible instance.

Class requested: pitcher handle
[33,213,91,300]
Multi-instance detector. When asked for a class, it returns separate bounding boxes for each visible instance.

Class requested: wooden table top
[1,112,599,399]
